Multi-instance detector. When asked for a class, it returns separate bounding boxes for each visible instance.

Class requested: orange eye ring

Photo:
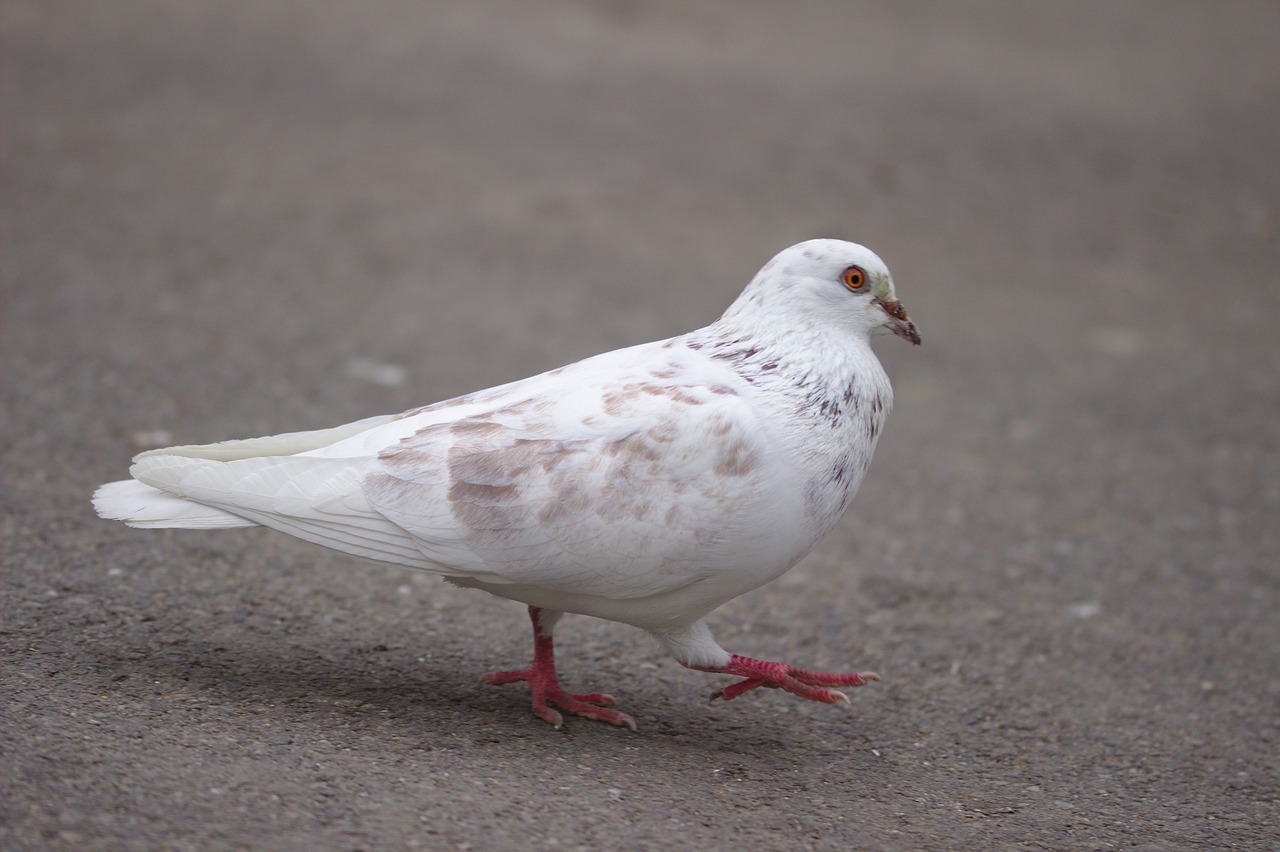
[842,265,867,291]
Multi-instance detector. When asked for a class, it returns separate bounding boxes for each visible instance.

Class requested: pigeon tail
[93,479,256,529]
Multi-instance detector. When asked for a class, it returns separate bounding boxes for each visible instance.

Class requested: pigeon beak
[875,298,921,345]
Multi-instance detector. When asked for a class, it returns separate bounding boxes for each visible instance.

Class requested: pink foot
[479,667,634,730]
[694,654,880,704]
[480,607,637,731]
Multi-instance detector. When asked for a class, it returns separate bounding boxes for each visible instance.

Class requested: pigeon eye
[842,266,867,291]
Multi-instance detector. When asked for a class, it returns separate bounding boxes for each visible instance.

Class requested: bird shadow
[103,628,888,762]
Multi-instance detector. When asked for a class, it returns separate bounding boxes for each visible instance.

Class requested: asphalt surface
[3,1,1278,849]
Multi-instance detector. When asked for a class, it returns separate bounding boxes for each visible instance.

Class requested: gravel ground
[3,1,1278,849]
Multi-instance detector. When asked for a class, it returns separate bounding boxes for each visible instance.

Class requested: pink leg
[479,606,637,731]
[691,654,880,704]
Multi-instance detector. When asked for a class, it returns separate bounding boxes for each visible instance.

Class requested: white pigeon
[94,239,920,730]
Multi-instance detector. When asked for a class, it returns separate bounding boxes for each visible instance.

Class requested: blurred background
[3,1,1278,848]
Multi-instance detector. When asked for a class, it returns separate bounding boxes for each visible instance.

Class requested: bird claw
[533,690,636,731]
[481,668,637,731]
[533,704,566,730]
[708,677,766,703]
[700,657,879,706]
[480,607,638,731]
[529,701,633,731]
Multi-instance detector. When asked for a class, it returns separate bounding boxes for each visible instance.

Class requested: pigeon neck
[691,309,875,394]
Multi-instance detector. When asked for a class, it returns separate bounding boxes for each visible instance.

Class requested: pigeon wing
[363,378,784,599]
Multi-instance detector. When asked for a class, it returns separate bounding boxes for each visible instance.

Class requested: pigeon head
[725,239,921,346]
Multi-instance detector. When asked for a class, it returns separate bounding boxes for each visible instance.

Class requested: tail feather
[132,414,397,462]
[93,479,256,529]
[93,413,397,530]
[118,453,432,569]
[93,413,440,569]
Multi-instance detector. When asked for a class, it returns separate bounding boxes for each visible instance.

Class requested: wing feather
[363,374,784,598]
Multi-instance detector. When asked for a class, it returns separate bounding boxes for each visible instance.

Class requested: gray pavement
[3,1,1278,848]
